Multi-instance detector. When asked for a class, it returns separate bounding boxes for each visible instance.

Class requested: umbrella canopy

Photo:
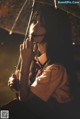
[0,0,80,43]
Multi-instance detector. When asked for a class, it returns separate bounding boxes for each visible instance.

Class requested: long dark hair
[32,5,79,98]
[41,5,79,98]
[39,5,72,66]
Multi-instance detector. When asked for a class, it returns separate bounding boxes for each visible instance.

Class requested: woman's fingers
[20,43,23,51]
[8,75,20,92]
[33,43,38,52]
[19,39,35,64]
[24,39,33,49]
[20,39,33,50]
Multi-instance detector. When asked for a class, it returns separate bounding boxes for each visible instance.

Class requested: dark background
[0,28,24,106]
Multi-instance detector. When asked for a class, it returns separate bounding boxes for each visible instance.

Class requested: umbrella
[0,0,80,42]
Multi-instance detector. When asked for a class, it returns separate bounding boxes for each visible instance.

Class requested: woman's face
[29,22,47,54]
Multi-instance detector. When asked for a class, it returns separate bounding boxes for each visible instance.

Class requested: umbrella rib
[9,0,28,35]
[59,7,80,19]
[24,0,35,41]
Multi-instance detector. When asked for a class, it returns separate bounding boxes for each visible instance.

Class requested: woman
[0,5,79,119]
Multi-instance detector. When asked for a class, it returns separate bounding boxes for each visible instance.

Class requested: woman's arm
[19,39,36,101]
[8,39,37,101]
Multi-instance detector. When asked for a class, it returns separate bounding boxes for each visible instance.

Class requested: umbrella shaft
[16,0,36,70]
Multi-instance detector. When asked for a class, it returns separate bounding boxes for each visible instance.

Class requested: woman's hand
[20,39,35,74]
[8,70,20,92]
[20,39,33,64]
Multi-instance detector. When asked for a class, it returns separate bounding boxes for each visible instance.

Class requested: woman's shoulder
[45,64,66,72]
